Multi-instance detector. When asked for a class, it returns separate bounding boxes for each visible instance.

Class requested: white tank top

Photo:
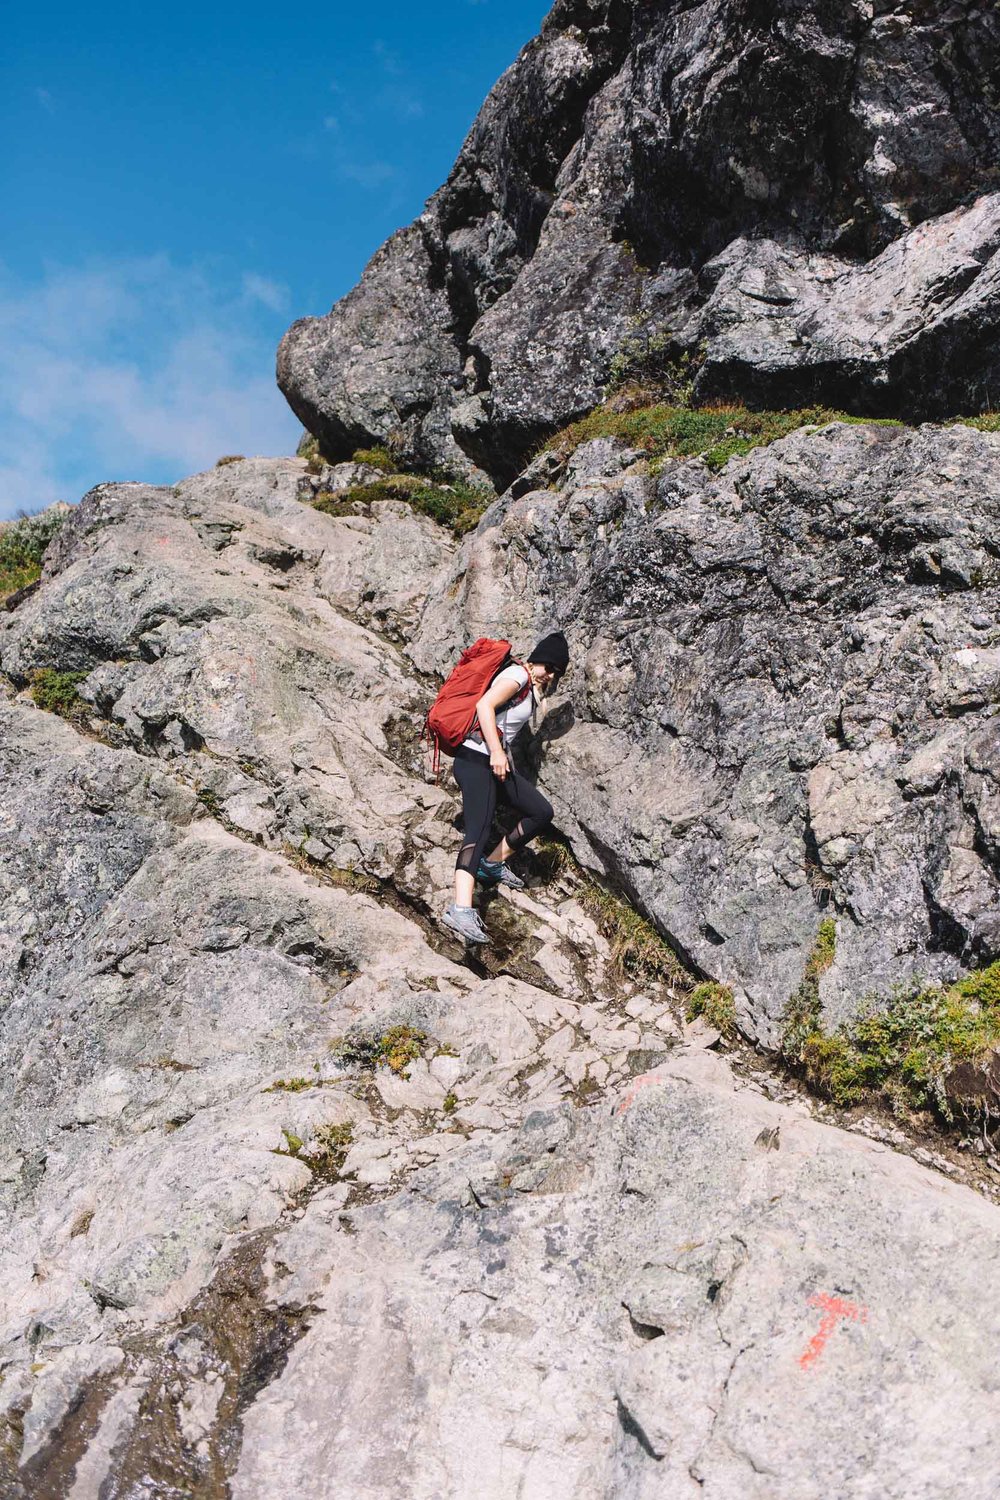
[462,664,535,755]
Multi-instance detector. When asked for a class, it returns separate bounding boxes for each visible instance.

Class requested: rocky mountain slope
[6,1,1000,1492]
[278,0,1000,482]
[414,418,1000,1042]
[2,444,1000,1496]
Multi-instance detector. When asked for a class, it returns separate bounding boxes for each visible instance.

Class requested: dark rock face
[412,420,1000,1043]
[279,0,1000,483]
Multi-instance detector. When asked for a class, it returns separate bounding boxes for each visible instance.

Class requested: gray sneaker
[442,904,490,944]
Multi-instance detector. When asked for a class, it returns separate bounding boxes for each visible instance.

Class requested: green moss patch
[335,1024,427,1079]
[29,668,89,719]
[313,475,492,536]
[784,939,1000,1124]
[951,413,1000,434]
[546,402,904,474]
[686,981,737,1036]
[781,918,838,1058]
[351,445,397,471]
[275,1120,353,1180]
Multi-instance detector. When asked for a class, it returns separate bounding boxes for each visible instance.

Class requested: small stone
[455,1102,506,1131]
[341,1139,393,1177]
[541,1025,576,1062]
[429,1054,464,1090]
[355,1157,396,1186]
[563,1052,588,1086]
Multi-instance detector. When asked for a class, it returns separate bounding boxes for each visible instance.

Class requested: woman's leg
[489,767,553,862]
[452,750,497,905]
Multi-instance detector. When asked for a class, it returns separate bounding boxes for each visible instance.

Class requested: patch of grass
[281,841,381,895]
[215,454,245,467]
[529,833,690,988]
[265,1077,313,1093]
[532,834,573,881]
[335,1024,428,1079]
[802,968,1000,1118]
[303,1120,353,1178]
[686,981,737,1036]
[952,413,1000,434]
[196,787,224,817]
[546,401,905,473]
[297,433,338,472]
[0,509,66,604]
[0,558,42,603]
[784,924,1000,1124]
[312,474,492,536]
[607,338,701,402]
[782,918,838,1057]
[313,477,417,515]
[442,1091,458,1114]
[547,397,1000,477]
[580,882,689,985]
[29,668,89,719]
[409,481,493,535]
[275,1121,354,1180]
[351,445,397,471]
[327,865,381,895]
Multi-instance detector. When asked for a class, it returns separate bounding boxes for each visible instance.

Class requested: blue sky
[0,1,549,518]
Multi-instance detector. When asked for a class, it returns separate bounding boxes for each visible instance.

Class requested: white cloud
[337,158,397,187]
[0,256,301,519]
[377,84,425,121]
[242,271,289,312]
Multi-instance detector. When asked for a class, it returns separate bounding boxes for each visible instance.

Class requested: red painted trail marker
[615,1071,666,1115]
[798,1291,868,1370]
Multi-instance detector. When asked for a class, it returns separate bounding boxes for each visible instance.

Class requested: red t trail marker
[798,1292,869,1371]
[615,1072,666,1115]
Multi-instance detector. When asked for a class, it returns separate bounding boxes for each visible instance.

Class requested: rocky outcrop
[279,0,1000,482]
[4,450,1000,1495]
[413,419,1000,1042]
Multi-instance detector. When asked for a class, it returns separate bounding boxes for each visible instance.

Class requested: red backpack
[423,638,530,776]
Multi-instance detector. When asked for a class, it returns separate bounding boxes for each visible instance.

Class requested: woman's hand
[490,749,510,780]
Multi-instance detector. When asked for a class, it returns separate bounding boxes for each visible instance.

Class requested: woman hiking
[442,632,569,945]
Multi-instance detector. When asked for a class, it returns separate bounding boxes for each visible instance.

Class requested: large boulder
[411,419,1000,1043]
[278,0,1000,483]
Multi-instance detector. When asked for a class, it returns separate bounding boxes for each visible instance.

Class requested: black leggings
[453,745,554,875]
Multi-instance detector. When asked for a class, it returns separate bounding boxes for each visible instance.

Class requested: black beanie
[529,631,569,674]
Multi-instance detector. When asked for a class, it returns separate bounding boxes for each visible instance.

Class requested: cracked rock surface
[278,0,1000,481]
[2,453,1000,1496]
[413,421,1000,1041]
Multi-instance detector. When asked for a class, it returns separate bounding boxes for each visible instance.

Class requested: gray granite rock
[412,419,1000,1041]
[231,1047,1000,1500]
[279,0,1000,481]
[3,437,1000,1496]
